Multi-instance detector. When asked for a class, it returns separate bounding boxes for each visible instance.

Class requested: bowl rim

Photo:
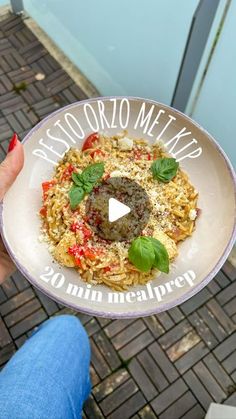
[0,95,235,318]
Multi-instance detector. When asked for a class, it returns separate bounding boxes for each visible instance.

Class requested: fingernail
[8,133,18,153]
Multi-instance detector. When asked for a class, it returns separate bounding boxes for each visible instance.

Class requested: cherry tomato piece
[82,132,99,151]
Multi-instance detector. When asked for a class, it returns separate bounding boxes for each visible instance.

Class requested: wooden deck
[0,13,236,419]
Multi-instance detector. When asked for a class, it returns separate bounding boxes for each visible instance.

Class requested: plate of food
[0,97,235,318]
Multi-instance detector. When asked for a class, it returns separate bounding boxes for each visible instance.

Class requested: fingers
[0,248,15,284]
[0,133,24,202]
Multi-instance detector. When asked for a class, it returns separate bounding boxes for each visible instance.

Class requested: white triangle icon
[108,198,131,222]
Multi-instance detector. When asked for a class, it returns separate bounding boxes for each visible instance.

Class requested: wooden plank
[166,331,201,362]
[217,282,236,305]
[148,342,179,383]
[143,315,165,338]
[158,319,192,350]
[203,353,233,392]
[222,351,236,374]
[104,319,135,338]
[180,288,212,315]
[188,312,218,349]
[111,320,146,350]
[83,395,104,419]
[9,309,47,339]
[93,330,121,370]
[181,404,205,419]
[0,342,16,367]
[90,338,111,379]
[0,288,35,316]
[93,369,129,402]
[107,391,146,419]
[1,277,18,298]
[214,332,236,361]
[137,350,168,391]
[99,378,138,416]
[33,288,59,316]
[0,317,12,347]
[4,298,41,327]
[198,306,227,341]
[156,312,174,330]
[159,391,196,419]
[194,361,226,402]
[128,358,158,401]
[175,341,209,374]
[118,330,154,361]
[183,369,213,411]
[138,405,157,419]
[206,299,235,334]
[167,306,185,323]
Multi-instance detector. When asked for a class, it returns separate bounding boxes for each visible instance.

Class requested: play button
[108,198,131,222]
[86,177,151,241]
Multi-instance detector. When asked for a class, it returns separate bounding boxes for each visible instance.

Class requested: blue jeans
[0,315,91,419]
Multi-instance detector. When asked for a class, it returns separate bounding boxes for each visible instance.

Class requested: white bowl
[1,97,235,318]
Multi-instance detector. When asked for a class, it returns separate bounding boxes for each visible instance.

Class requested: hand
[0,134,24,284]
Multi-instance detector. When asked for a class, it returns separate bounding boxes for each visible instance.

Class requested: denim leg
[0,315,91,419]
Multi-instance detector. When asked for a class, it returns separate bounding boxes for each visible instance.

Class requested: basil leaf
[69,185,85,210]
[82,162,104,183]
[128,237,155,272]
[82,181,94,193]
[71,172,84,187]
[147,237,169,273]
[151,158,179,183]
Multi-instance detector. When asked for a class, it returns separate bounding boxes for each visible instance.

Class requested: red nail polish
[8,133,18,152]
